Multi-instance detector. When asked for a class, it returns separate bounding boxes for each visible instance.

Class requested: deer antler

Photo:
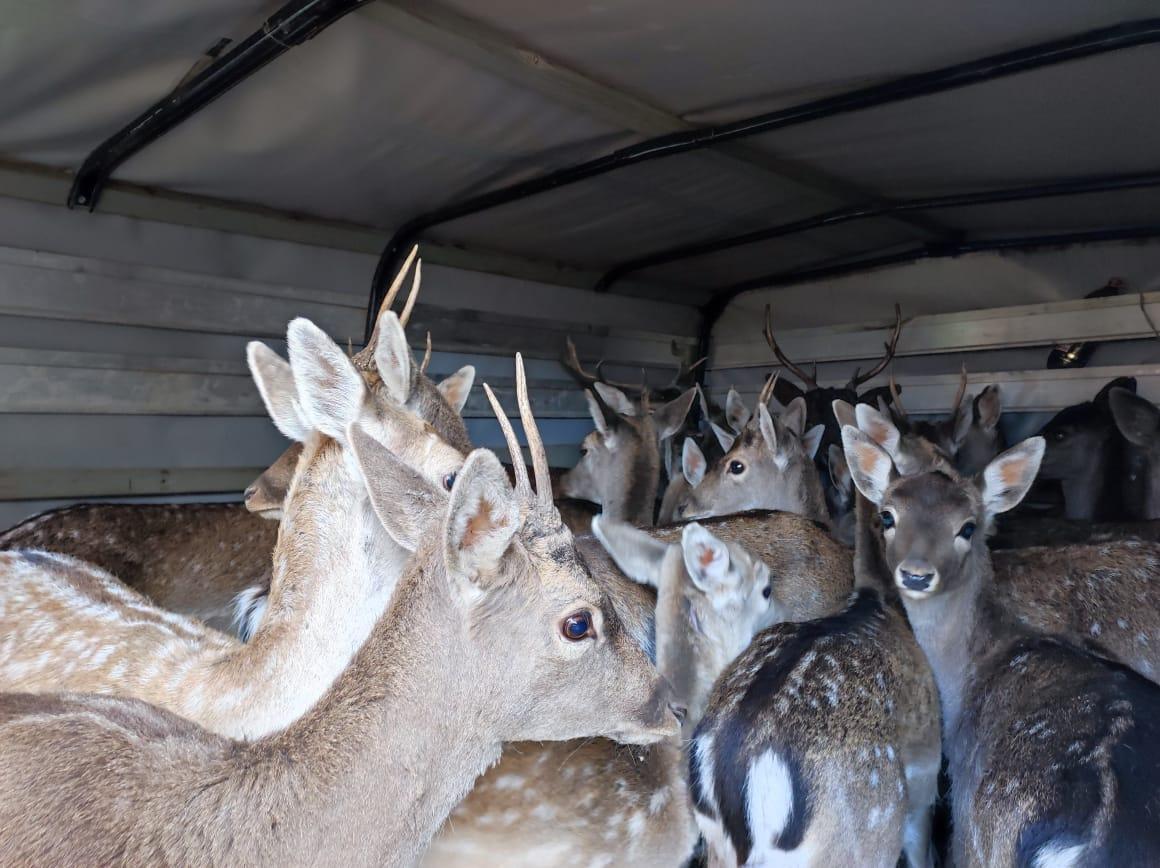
[756,371,781,409]
[764,305,818,390]
[398,259,421,328]
[948,363,968,422]
[419,332,433,374]
[850,304,904,389]
[562,337,651,397]
[889,371,909,421]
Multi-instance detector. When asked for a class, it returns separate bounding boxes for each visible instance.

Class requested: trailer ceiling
[1,0,1158,309]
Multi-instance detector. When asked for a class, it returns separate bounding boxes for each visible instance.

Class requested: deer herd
[1,255,1159,866]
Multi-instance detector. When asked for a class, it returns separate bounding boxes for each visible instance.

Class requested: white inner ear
[594,382,636,417]
[726,388,751,432]
[247,342,310,442]
[592,515,668,587]
[585,390,610,437]
[373,312,413,404]
[841,426,894,505]
[711,421,737,453]
[981,437,1045,517]
[437,365,476,413]
[854,402,901,458]
[681,523,731,591]
[683,438,707,487]
[286,319,367,443]
[802,424,826,460]
[782,397,807,437]
[758,404,779,456]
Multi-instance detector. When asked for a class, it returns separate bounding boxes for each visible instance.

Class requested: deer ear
[444,449,521,585]
[781,397,807,437]
[827,444,851,494]
[757,403,779,456]
[951,394,975,448]
[681,523,738,593]
[437,365,476,413]
[725,388,751,432]
[682,438,707,487]
[285,319,368,442]
[348,423,443,550]
[802,424,825,461]
[976,385,1002,431]
[1110,388,1160,447]
[980,437,1044,516]
[842,425,895,505]
[592,515,669,588]
[710,421,737,453]
[832,399,856,431]
[248,342,310,442]
[593,382,636,417]
[854,402,901,458]
[585,389,615,437]
[372,311,413,404]
[655,387,698,440]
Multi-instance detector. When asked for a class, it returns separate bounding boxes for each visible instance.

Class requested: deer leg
[901,756,939,868]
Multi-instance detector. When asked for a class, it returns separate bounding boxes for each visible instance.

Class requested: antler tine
[419,332,432,374]
[483,382,532,498]
[950,362,968,420]
[889,371,909,421]
[398,258,422,328]
[515,353,553,505]
[852,303,904,388]
[764,304,818,389]
[756,370,780,409]
[562,336,599,387]
[381,244,420,319]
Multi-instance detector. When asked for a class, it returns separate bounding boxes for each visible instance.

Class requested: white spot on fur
[1090,622,1101,637]
[1033,841,1086,868]
[746,751,795,849]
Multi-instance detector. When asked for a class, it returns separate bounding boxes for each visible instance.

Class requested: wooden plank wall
[0,196,699,528]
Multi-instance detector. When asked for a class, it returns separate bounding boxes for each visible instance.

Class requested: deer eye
[880,511,895,530]
[728,460,746,475]
[762,585,772,599]
[562,612,595,641]
[442,472,457,491]
[578,447,588,457]
[958,521,976,541]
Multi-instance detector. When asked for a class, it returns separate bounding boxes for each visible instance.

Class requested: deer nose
[896,560,939,595]
[243,484,258,503]
[669,703,688,725]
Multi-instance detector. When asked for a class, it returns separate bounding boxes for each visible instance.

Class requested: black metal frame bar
[368,18,1160,337]
[596,170,1160,292]
[695,224,1160,362]
[68,0,372,211]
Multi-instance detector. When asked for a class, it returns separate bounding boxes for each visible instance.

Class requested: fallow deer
[0,356,679,866]
[558,379,697,525]
[0,249,477,635]
[847,398,1160,685]
[674,375,829,527]
[843,428,1160,866]
[425,509,856,867]
[0,313,468,740]
[686,489,940,865]
[1110,386,1160,520]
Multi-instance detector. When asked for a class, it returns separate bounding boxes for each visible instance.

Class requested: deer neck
[852,492,892,593]
[256,553,506,865]
[1062,439,1116,520]
[224,436,408,736]
[604,433,660,526]
[659,590,742,737]
[900,549,998,741]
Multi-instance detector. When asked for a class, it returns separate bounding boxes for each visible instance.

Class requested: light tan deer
[0,312,470,740]
[559,379,697,525]
[675,375,829,527]
[425,510,855,868]
[0,250,477,636]
[845,398,1160,685]
[0,358,679,865]
[843,428,1160,867]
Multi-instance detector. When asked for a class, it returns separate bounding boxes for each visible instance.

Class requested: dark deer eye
[880,511,895,530]
[562,612,594,641]
[762,585,772,599]
[442,472,457,491]
[958,522,977,541]
[729,460,746,475]
[578,447,588,457]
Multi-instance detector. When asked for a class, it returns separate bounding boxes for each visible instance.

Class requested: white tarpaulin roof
[1,0,1158,303]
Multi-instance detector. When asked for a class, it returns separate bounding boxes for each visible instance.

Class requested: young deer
[559,381,697,525]
[425,510,855,868]
[0,358,678,865]
[846,398,1160,684]
[0,250,477,634]
[844,428,1160,866]
[0,313,468,740]
[675,381,829,527]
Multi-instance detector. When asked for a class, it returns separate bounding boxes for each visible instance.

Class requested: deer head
[243,443,303,519]
[356,354,681,744]
[1110,387,1160,520]
[593,517,772,735]
[559,381,697,525]
[673,394,827,525]
[843,426,1043,603]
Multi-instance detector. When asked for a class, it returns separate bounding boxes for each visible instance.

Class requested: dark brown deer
[1110,386,1160,520]
[843,428,1160,866]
